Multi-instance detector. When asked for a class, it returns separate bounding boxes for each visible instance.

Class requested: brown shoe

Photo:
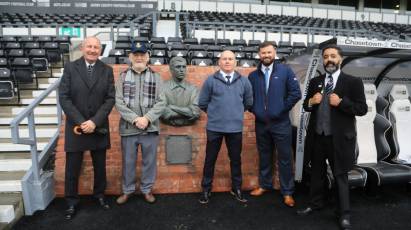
[116,193,132,205]
[250,187,268,196]
[143,192,156,204]
[283,195,295,207]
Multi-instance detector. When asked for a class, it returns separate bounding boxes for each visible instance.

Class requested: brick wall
[54,65,281,196]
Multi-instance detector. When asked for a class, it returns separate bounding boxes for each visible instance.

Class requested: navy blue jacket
[248,62,301,124]
[198,71,253,133]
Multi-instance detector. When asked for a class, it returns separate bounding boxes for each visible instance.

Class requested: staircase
[0,69,62,229]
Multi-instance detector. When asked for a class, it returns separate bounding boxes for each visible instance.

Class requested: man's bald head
[218,50,237,74]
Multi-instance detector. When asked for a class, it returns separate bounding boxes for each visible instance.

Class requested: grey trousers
[121,133,159,194]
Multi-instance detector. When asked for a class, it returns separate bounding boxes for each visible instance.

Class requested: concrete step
[0,142,48,152]
[0,125,58,139]
[0,115,58,125]
[0,152,31,172]
[0,171,25,192]
[0,159,31,172]
[0,106,58,117]
[0,193,24,228]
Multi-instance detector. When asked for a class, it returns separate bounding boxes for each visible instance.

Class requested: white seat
[356,99,378,164]
[389,99,411,164]
[389,84,409,102]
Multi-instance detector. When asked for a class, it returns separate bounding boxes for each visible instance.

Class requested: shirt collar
[261,62,274,74]
[327,68,341,79]
[170,79,188,90]
[85,60,95,67]
[219,70,235,79]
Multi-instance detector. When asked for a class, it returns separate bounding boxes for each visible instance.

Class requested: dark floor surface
[13,184,411,230]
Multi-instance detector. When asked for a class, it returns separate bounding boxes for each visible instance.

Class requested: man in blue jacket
[248,41,301,207]
[198,50,253,204]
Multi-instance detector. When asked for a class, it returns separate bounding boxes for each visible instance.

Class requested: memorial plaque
[165,135,192,164]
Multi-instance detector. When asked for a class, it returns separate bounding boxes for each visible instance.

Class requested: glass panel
[382,0,400,9]
[342,57,397,80]
[364,0,381,8]
[319,0,338,4]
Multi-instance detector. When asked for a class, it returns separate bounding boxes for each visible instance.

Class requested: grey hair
[169,56,187,67]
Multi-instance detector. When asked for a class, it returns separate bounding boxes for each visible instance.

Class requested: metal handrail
[10,78,62,181]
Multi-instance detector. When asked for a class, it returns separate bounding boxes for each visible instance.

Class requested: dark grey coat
[59,57,115,152]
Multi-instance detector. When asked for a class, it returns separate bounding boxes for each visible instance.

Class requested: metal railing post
[27,112,40,181]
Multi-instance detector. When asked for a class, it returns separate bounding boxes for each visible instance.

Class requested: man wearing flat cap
[115,42,166,204]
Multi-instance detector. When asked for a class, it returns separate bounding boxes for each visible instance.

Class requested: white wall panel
[234,3,250,14]
[182,1,198,11]
[396,15,408,24]
[298,7,312,17]
[342,10,355,20]
[328,9,341,20]
[283,6,297,16]
[250,4,266,14]
[313,8,327,18]
[164,0,181,11]
[383,13,396,23]
[267,5,282,16]
[369,13,382,23]
[200,2,216,12]
[217,2,233,13]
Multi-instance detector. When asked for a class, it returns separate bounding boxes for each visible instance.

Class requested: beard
[324,61,339,74]
[133,62,146,72]
[261,57,274,66]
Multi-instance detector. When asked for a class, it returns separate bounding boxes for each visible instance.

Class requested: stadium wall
[54,65,284,196]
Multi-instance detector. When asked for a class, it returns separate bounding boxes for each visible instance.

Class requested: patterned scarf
[122,67,156,108]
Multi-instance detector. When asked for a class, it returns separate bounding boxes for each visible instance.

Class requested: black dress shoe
[339,215,351,230]
[297,206,318,216]
[65,205,76,220]
[230,189,247,203]
[98,197,110,210]
[199,191,211,204]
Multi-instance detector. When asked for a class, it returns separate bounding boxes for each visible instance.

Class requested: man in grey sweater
[198,50,253,204]
[115,42,165,204]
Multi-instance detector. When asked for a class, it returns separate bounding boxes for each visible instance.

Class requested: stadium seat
[0,68,13,99]
[100,57,117,65]
[238,59,257,67]
[191,58,213,66]
[355,99,411,189]
[42,42,61,63]
[183,38,198,45]
[389,99,411,164]
[150,57,166,65]
[28,49,48,72]
[11,57,33,84]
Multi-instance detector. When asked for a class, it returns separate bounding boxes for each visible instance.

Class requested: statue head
[169,57,187,82]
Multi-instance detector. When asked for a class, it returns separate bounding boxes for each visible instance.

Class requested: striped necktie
[87,64,93,78]
[325,74,333,95]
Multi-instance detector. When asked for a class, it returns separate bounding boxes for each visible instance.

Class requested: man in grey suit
[59,36,115,220]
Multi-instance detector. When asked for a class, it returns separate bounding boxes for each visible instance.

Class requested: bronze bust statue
[160,57,200,126]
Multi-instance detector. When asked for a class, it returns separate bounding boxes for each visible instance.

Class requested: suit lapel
[88,60,103,90]
[75,57,93,89]
[333,72,345,96]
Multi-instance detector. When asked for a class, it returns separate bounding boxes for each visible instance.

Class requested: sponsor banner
[295,49,322,182]
[337,37,411,50]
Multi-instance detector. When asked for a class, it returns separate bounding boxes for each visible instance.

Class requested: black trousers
[65,149,107,206]
[309,134,350,216]
[201,130,243,191]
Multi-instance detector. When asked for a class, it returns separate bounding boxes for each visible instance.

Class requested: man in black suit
[297,44,367,230]
[59,36,115,220]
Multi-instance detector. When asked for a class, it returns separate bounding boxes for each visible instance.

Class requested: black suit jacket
[303,72,367,175]
[59,57,115,152]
